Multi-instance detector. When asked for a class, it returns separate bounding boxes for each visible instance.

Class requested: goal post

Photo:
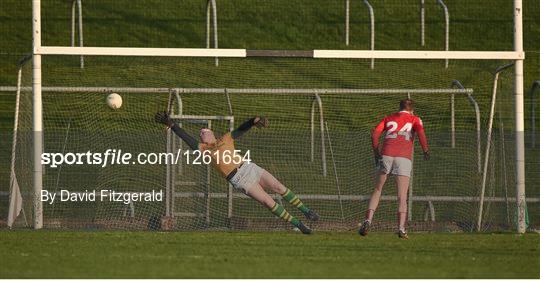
[32,0,43,229]
[25,0,527,233]
[513,0,527,234]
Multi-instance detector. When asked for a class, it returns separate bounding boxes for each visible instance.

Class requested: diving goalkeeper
[155,112,319,234]
[358,99,429,239]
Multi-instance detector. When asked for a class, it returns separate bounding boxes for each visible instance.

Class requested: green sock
[270,203,300,227]
[281,188,310,214]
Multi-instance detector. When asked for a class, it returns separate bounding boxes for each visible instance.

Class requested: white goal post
[29,0,527,233]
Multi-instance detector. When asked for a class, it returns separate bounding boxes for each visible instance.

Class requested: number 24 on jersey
[385,121,413,141]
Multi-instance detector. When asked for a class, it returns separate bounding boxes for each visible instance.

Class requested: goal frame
[29,0,527,233]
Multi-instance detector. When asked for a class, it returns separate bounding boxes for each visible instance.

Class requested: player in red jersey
[358,99,430,239]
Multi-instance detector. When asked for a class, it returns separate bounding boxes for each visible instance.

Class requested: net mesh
[9,57,529,232]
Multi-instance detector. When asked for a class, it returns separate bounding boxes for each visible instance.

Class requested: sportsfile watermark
[41,149,251,168]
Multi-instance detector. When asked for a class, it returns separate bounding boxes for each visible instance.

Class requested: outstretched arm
[170,125,199,150]
[231,116,268,139]
[155,112,199,150]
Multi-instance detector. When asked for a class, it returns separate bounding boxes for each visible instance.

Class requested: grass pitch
[0,231,538,278]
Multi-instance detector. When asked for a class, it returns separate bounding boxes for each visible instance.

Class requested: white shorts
[228,162,264,193]
[378,155,412,177]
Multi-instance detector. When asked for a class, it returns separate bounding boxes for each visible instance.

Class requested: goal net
[8,56,527,232]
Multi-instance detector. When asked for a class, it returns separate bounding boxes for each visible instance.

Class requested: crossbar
[34,47,524,60]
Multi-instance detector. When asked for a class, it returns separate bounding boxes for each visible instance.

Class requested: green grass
[0,231,538,278]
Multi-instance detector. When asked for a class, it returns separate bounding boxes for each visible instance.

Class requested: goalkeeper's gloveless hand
[254,116,269,128]
[155,111,174,127]
[423,150,430,161]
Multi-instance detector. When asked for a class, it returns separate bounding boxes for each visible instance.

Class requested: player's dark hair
[399,98,414,111]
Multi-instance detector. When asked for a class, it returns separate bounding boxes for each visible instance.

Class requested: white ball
[106,93,122,109]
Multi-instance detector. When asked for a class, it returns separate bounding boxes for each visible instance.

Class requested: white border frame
[31,0,527,233]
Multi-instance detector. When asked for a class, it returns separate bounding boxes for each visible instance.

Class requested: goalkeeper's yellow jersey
[198,133,242,177]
